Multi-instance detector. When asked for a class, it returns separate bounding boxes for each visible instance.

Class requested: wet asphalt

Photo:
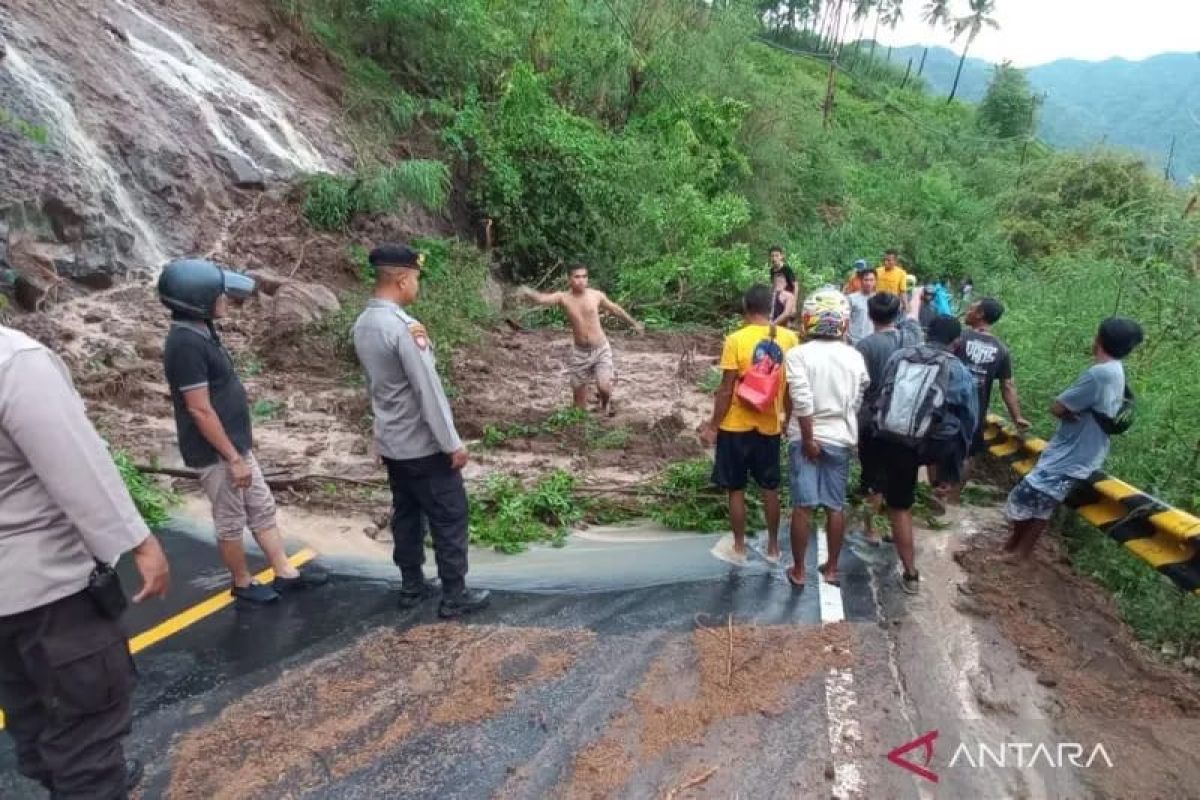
[0,518,1060,799]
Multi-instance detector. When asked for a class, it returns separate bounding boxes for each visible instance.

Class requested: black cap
[369,243,424,269]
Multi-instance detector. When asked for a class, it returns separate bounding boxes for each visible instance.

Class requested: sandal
[786,567,805,590]
[818,562,841,587]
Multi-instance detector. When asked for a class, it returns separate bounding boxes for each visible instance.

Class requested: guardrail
[982,415,1200,594]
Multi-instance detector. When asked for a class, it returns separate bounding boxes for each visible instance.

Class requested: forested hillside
[891,45,1200,183]
[278,1,1200,514]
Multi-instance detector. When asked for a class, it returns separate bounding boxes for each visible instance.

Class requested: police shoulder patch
[408,322,430,350]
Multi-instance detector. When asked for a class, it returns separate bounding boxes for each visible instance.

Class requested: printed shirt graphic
[955,330,1011,419]
[718,323,799,435]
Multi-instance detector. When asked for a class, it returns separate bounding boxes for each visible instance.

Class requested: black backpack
[1094,385,1135,436]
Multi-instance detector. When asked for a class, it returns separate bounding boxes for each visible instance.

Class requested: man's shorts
[569,340,615,389]
[1004,474,1079,522]
[711,430,781,492]
[789,441,852,510]
[857,427,888,496]
[875,438,922,511]
[198,450,278,540]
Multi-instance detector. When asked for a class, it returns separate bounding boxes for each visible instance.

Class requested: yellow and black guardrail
[982,415,1200,594]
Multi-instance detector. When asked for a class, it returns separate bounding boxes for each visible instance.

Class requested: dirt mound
[958,518,1200,800]
[563,622,853,799]
[167,624,594,799]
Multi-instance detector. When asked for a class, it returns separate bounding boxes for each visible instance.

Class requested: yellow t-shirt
[718,324,800,435]
[875,265,908,296]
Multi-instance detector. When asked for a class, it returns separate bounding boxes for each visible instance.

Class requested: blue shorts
[1004,475,1079,522]
[789,441,852,510]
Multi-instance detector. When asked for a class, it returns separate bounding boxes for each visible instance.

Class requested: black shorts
[876,438,921,511]
[857,427,888,496]
[712,430,781,491]
[968,424,987,458]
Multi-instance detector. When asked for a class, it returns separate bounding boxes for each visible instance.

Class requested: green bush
[302,159,451,230]
[469,470,581,553]
[112,450,177,528]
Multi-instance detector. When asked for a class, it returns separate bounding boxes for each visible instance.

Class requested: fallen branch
[663,766,718,800]
[135,464,387,491]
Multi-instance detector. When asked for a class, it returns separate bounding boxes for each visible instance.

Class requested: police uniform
[352,297,470,593]
[0,325,149,798]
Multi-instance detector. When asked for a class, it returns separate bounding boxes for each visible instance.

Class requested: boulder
[7,233,65,310]
[268,281,340,328]
[246,268,288,296]
[214,151,266,191]
[41,196,86,243]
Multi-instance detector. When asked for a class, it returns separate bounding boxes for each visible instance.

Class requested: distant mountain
[887,46,1200,183]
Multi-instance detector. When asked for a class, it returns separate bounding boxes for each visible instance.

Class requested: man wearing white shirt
[784,288,869,589]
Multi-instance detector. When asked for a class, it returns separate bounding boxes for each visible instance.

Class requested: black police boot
[398,577,441,609]
[126,758,145,792]
[438,587,491,619]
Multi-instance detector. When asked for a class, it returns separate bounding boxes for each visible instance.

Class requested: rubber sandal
[786,568,805,590]
[818,562,841,588]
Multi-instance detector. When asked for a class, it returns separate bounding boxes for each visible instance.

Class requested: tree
[881,0,904,61]
[978,61,1038,139]
[921,0,951,29]
[948,0,1000,103]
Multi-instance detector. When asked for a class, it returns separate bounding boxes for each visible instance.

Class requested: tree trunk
[948,38,972,102]
[917,45,928,76]
[900,56,913,88]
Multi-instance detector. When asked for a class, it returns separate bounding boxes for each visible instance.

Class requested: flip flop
[818,562,841,588]
[786,568,805,590]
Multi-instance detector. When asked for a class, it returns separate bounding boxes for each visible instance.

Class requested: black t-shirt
[163,322,253,468]
[954,329,1011,418]
[770,263,797,294]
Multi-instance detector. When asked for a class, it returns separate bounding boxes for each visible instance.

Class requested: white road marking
[818,528,864,798]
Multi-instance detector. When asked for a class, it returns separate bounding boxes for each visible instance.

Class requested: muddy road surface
[4,503,1198,799]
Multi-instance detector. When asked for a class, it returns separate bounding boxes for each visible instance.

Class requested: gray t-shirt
[1027,361,1125,496]
[847,292,873,344]
[855,319,924,415]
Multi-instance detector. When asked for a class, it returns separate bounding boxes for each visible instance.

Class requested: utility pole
[1165,135,1177,182]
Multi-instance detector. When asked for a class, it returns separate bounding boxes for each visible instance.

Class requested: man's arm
[702,370,738,445]
[599,294,644,333]
[515,287,563,307]
[785,349,820,458]
[0,351,169,600]
[395,325,466,464]
[1051,370,1097,421]
[182,388,250,480]
[1000,378,1031,429]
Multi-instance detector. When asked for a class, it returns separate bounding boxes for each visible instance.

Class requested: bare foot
[818,561,840,587]
[766,542,782,562]
[787,566,806,588]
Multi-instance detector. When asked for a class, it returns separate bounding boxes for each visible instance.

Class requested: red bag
[735,325,783,413]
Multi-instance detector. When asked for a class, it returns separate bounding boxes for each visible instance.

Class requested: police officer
[0,323,171,798]
[352,243,490,618]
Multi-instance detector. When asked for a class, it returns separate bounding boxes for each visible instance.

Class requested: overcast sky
[878,0,1200,67]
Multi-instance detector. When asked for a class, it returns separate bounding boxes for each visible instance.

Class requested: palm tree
[882,0,904,61]
[921,0,952,29]
[948,0,1000,102]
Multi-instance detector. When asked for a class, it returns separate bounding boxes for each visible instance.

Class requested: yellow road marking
[1150,509,1200,544]
[1077,501,1128,528]
[1093,478,1141,502]
[1125,534,1198,569]
[0,548,317,731]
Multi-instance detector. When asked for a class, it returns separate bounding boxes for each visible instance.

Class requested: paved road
[0,512,1098,798]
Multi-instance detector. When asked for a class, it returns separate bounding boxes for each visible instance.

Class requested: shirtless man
[516,264,643,414]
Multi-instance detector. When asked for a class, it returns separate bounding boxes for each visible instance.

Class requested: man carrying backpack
[784,288,869,589]
[701,285,799,563]
[873,315,978,593]
[1003,317,1143,560]
[854,293,923,545]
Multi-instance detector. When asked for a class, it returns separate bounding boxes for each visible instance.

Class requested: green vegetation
[1064,518,1200,656]
[480,407,629,451]
[649,458,762,533]
[112,450,177,528]
[469,470,582,553]
[251,398,284,421]
[279,1,1200,639]
[0,107,49,144]
[303,159,451,230]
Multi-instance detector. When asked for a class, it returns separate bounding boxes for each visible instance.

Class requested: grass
[648,457,760,534]
[251,398,284,421]
[302,159,450,231]
[1063,517,1200,656]
[112,449,177,528]
[478,407,631,452]
[698,366,722,395]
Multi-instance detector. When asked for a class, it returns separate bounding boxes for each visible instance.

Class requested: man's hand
[515,286,534,301]
[802,439,822,462]
[450,448,470,470]
[228,456,253,489]
[131,534,170,603]
[699,422,718,447]
[1013,416,1032,431]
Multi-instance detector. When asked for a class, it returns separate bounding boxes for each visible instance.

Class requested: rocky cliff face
[0,0,348,309]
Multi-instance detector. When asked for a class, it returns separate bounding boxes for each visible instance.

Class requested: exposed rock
[267,281,340,328]
[246,268,288,296]
[215,152,266,191]
[42,196,86,243]
[7,233,65,311]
